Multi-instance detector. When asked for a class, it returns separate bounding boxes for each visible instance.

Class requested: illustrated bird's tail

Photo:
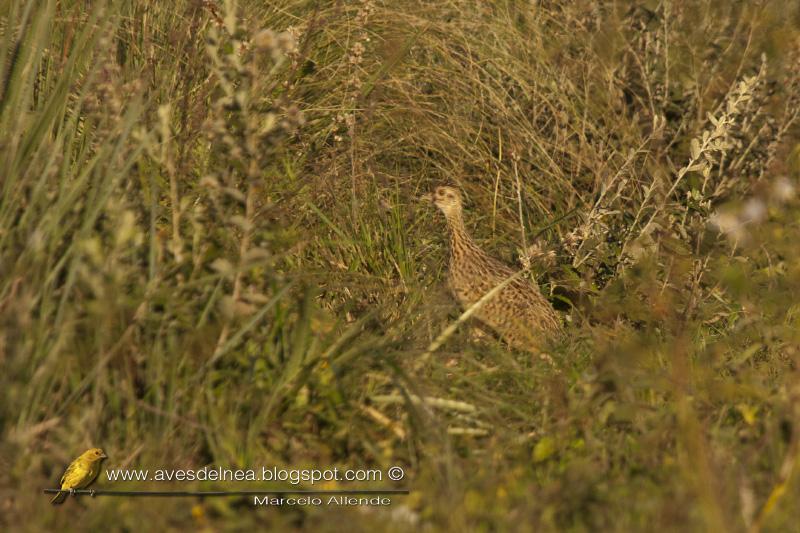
[50,490,67,504]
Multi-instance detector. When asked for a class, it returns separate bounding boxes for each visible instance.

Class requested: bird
[51,447,107,504]
[427,185,561,352]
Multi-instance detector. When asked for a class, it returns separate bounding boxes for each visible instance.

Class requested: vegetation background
[2,0,800,530]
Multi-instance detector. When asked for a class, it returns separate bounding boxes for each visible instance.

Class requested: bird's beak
[420,193,433,203]
[100,452,108,459]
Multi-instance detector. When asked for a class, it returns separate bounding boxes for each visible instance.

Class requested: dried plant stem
[211,182,255,362]
[637,133,712,236]
[573,139,650,269]
[751,439,799,532]
[513,156,528,258]
[372,394,477,414]
[158,105,183,263]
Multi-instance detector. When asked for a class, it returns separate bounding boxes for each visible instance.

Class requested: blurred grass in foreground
[1,0,800,530]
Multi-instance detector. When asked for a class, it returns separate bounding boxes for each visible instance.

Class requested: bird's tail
[50,490,67,504]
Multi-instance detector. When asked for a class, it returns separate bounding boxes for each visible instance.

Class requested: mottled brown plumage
[429,186,561,351]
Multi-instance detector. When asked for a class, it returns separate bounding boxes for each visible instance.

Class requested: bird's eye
[446,193,454,199]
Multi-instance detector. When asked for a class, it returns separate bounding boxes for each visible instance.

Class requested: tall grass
[2,0,800,530]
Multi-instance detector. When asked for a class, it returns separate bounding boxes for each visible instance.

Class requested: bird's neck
[446,211,482,261]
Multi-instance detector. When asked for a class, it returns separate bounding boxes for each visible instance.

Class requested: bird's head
[427,186,463,219]
[82,448,108,462]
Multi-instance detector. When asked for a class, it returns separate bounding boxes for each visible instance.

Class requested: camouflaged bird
[428,186,561,351]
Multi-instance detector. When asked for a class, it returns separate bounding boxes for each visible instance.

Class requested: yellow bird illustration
[51,448,107,504]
